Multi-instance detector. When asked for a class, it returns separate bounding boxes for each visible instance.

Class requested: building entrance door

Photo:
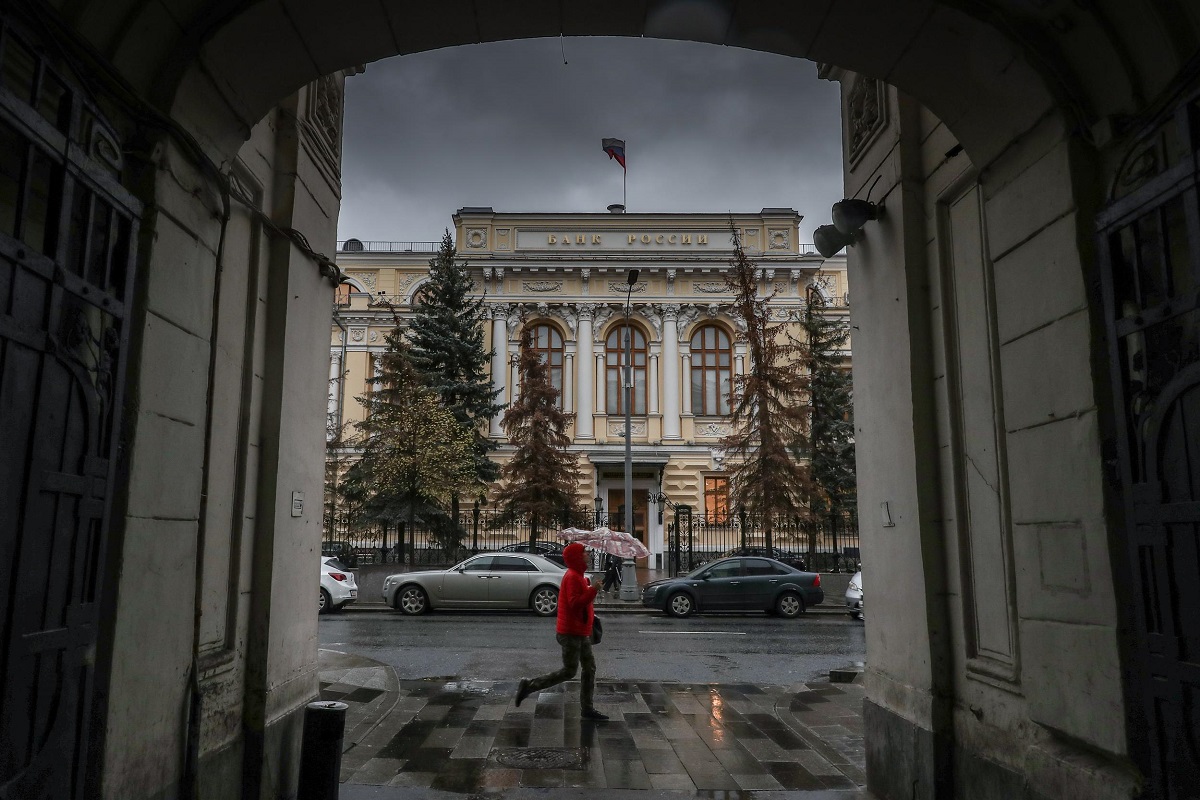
[0,16,141,799]
[607,489,649,566]
[1096,84,1200,800]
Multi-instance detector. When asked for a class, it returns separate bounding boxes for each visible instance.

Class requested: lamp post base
[619,562,639,601]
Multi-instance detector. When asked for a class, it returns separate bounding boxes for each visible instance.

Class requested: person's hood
[563,542,588,573]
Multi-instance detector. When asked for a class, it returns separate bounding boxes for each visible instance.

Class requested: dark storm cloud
[338,37,843,244]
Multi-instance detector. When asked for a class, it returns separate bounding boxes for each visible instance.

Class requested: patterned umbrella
[558,526,650,559]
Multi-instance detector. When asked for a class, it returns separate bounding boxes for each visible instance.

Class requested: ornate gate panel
[1097,87,1200,800]
[0,17,139,800]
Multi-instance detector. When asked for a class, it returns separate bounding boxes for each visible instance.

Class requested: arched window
[605,323,647,415]
[690,325,732,415]
[528,323,564,405]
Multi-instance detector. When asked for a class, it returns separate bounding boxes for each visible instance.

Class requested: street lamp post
[620,269,640,601]
[593,495,604,528]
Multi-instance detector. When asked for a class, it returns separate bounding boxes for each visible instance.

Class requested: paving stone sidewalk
[319,649,868,797]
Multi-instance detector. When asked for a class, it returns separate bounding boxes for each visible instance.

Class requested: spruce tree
[493,329,580,543]
[341,325,477,557]
[799,290,857,516]
[408,230,504,483]
[721,228,816,539]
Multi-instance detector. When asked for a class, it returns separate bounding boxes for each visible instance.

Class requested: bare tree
[721,227,816,542]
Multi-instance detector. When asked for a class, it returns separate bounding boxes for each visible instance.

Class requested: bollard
[298,700,348,800]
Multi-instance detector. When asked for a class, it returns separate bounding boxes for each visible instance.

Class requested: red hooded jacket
[556,542,597,637]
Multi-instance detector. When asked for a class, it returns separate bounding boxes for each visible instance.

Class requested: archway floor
[320,649,867,796]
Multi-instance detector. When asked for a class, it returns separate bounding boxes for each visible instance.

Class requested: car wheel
[530,586,558,616]
[396,585,428,615]
[776,591,804,619]
[319,588,331,614]
[667,592,694,618]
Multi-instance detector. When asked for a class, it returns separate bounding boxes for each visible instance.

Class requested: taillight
[329,572,347,582]
[812,574,821,587]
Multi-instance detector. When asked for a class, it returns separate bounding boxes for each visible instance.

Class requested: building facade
[332,208,849,566]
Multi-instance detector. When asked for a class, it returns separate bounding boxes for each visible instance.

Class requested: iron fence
[323,506,858,574]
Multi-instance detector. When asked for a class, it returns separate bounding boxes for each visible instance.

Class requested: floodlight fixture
[813,224,860,258]
[832,199,884,235]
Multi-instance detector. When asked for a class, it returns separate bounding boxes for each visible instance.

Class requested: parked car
[717,546,807,572]
[641,557,823,618]
[845,570,863,620]
[381,553,565,616]
[499,540,566,567]
[321,540,357,568]
[320,556,358,614]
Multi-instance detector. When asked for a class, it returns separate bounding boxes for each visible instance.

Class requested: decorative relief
[346,271,377,290]
[495,228,510,250]
[848,75,887,165]
[609,282,648,294]
[350,328,366,342]
[369,331,379,343]
[575,302,598,320]
[695,421,731,437]
[704,303,722,319]
[694,282,728,294]
[308,74,343,159]
[768,229,789,250]
[774,283,788,296]
[609,419,648,438]
[666,268,677,296]
[678,305,701,330]
[522,280,563,293]
[592,305,617,342]
[658,303,681,320]
[466,228,487,249]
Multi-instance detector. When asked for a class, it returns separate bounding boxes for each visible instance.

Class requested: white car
[845,571,863,620]
[320,556,358,614]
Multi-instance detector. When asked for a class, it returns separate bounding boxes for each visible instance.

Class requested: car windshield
[323,557,350,572]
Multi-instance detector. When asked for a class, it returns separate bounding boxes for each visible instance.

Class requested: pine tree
[798,289,857,516]
[493,329,580,543]
[408,230,503,483]
[721,228,816,538]
[341,325,477,556]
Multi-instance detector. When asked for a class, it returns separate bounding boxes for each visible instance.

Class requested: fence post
[472,501,480,554]
[738,506,748,550]
[831,509,840,572]
[397,521,405,564]
[765,514,773,554]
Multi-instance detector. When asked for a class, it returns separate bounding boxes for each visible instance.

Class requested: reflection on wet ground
[320,650,865,795]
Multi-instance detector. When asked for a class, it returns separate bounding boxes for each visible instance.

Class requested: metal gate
[0,16,140,800]
[1096,85,1200,800]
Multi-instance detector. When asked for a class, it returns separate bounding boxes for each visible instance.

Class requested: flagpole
[623,143,627,210]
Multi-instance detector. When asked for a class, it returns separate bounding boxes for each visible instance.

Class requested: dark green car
[641,557,824,618]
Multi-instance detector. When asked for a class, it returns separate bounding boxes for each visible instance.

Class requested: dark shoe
[515,679,530,707]
[581,708,609,720]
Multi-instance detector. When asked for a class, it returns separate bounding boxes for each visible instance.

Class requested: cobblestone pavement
[319,649,868,797]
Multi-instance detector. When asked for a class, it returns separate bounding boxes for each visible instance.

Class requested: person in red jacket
[515,542,608,720]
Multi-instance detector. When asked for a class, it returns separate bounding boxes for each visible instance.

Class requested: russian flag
[602,138,626,171]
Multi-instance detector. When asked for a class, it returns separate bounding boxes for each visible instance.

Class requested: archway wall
[91,80,345,798]
[825,69,1133,799]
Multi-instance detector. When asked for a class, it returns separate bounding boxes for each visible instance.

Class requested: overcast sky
[337,36,844,245]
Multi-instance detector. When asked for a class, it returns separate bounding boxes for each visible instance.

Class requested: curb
[341,602,854,616]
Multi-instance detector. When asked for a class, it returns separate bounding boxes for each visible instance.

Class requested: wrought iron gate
[0,17,139,800]
[1096,86,1200,800]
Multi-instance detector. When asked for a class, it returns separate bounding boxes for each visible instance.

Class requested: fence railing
[322,507,858,574]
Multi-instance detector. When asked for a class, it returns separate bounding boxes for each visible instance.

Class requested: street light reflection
[709,689,725,745]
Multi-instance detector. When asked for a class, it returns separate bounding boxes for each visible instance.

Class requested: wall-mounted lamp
[814,198,885,258]
[832,199,884,235]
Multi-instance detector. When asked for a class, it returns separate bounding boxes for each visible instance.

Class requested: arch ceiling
[32,0,1200,166]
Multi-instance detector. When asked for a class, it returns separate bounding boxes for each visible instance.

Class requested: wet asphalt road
[319,611,866,685]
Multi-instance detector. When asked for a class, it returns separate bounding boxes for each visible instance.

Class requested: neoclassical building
[331,207,849,567]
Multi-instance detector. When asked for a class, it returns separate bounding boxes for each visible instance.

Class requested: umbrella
[558,526,650,559]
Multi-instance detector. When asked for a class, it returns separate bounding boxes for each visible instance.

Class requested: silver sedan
[381,553,565,616]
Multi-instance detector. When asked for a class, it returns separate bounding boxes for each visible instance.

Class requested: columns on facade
[564,352,574,411]
[681,351,692,417]
[595,352,606,415]
[327,350,341,436]
[575,305,595,439]
[649,353,660,415]
[661,305,682,439]
[490,310,507,437]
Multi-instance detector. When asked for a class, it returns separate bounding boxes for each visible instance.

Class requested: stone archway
[2,3,1199,800]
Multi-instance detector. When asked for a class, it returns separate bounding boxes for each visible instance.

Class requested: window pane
[705,327,715,348]
[634,369,645,414]
[691,367,703,410]
[719,352,730,366]
[1,36,37,105]
[717,329,729,348]
[719,373,731,414]
[23,148,57,255]
[705,370,717,413]
[607,370,619,412]
[0,121,23,238]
